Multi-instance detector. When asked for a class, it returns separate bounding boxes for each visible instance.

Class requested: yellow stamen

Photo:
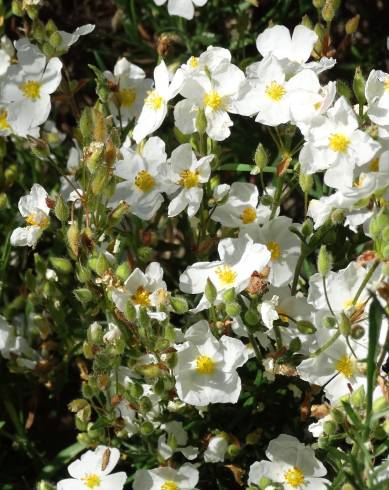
[284,467,305,488]
[329,133,350,153]
[179,170,199,189]
[368,158,379,172]
[215,265,237,285]
[335,355,354,378]
[118,88,136,107]
[0,109,10,130]
[342,298,364,311]
[145,90,164,110]
[240,206,256,224]
[265,81,286,102]
[82,474,101,489]
[195,355,215,374]
[276,307,289,323]
[20,80,41,100]
[267,241,281,261]
[132,286,151,306]
[313,101,322,110]
[25,213,49,228]
[204,90,223,110]
[134,170,155,193]
[188,56,199,69]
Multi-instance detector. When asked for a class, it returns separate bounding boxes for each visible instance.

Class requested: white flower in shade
[158,421,198,461]
[297,330,366,403]
[109,137,169,220]
[248,434,329,490]
[133,464,199,490]
[0,106,11,136]
[179,235,271,312]
[181,46,231,77]
[0,35,14,77]
[365,69,389,126]
[153,0,208,20]
[307,192,346,229]
[57,446,126,490]
[57,24,95,50]
[246,216,300,287]
[203,434,228,463]
[167,143,214,217]
[299,97,380,189]
[173,320,249,405]
[0,316,20,359]
[10,184,50,247]
[111,262,168,321]
[211,182,271,229]
[104,58,152,125]
[42,120,66,148]
[1,39,62,137]
[174,58,255,141]
[133,60,184,143]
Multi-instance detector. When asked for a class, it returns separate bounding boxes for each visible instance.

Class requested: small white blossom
[133,463,199,490]
[153,0,208,20]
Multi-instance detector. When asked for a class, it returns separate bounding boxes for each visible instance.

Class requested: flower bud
[195,108,207,135]
[124,301,137,322]
[68,399,89,413]
[244,308,260,326]
[353,66,366,105]
[289,337,302,352]
[341,484,355,490]
[317,245,332,276]
[261,194,273,206]
[336,80,353,100]
[245,429,262,445]
[351,324,365,339]
[205,278,217,304]
[226,302,241,317]
[110,201,129,221]
[223,288,236,304]
[299,172,313,193]
[322,315,337,329]
[49,31,62,48]
[330,208,345,225]
[137,246,154,263]
[84,142,104,172]
[301,219,313,238]
[42,42,55,58]
[259,477,274,489]
[54,194,69,222]
[139,396,153,413]
[12,0,23,16]
[116,261,131,282]
[170,296,189,314]
[74,288,93,303]
[166,352,178,369]
[91,166,110,195]
[37,481,55,490]
[322,0,339,22]
[350,385,365,408]
[345,14,360,35]
[50,257,72,274]
[140,421,154,436]
[323,420,337,435]
[79,107,93,144]
[129,383,143,399]
[0,193,8,210]
[296,320,316,334]
[88,322,103,343]
[339,312,351,336]
[253,143,268,174]
[227,444,240,458]
[76,264,92,283]
[301,15,313,29]
[67,222,79,257]
[95,253,109,277]
[312,0,325,7]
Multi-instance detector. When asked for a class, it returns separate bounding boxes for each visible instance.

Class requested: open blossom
[111,262,169,321]
[153,0,208,20]
[1,39,62,137]
[57,24,95,50]
[299,97,380,189]
[10,184,50,247]
[248,434,330,490]
[365,69,389,126]
[57,446,126,490]
[166,143,214,217]
[179,235,271,312]
[133,464,199,490]
[104,58,152,125]
[203,434,228,463]
[173,320,249,405]
[0,35,14,77]
[133,60,184,143]
[158,421,198,461]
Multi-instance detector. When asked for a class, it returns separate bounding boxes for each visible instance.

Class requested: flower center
[204,90,223,110]
[188,56,199,69]
[179,170,199,189]
[342,298,363,311]
[328,133,350,153]
[145,90,164,110]
[195,355,215,374]
[132,286,151,306]
[284,467,305,488]
[265,81,286,102]
[161,481,179,490]
[118,88,137,107]
[368,158,379,172]
[267,241,281,261]
[134,170,155,193]
[82,474,101,489]
[25,213,49,228]
[0,109,10,130]
[215,265,237,286]
[335,355,354,378]
[20,80,42,100]
[240,206,257,224]
[276,307,289,323]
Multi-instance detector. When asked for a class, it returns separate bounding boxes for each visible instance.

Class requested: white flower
[246,216,300,287]
[10,184,50,247]
[203,434,228,463]
[104,58,152,125]
[157,421,198,460]
[133,60,184,143]
[133,463,199,490]
[2,39,62,137]
[154,0,208,20]
[111,262,168,321]
[167,143,214,217]
[103,323,122,343]
[57,24,95,50]
[0,316,17,359]
[299,97,380,189]
[57,446,126,490]
[173,320,249,405]
[109,137,170,220]
[211,182,271,228]
[0,35,14,77]
[366,69,389,126]
[248,434,329,490]
[0,106,11,136]
[179,235,271,312]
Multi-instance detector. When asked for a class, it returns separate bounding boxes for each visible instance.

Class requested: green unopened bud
[244,308,260,326]
[205,278,217,304]
[129,383,143,399]
[88,322,103,343]
[54,194,69,222]
[124,301,137,322]
[301,219,313,237]
[139,307,151,329]
[140,421,154,436]
[76,404,91,423]
[346,14,360,35]
[227,443,240,458]
[260,194,273,207]
[79,107,93,144]
[331,407,345,424]
[353,66,366,104]
[49,257,72,274]
[341,484,355,490]
[289,337,302,352]
[137,246,154,263]
[252,143,268,174]
[170,296,189,314]
[139,396,153,413]
[30,138,50,159]
[195,108,207,135]
[339,312,351,336]
[312,0,325,7]
[91,166,110,195]
[322,315,337,329]
[67,222,79,257]
[245,429,262,445]
[74,288,93,303]
[85,142,105,172]
[322,0,338,22]
[226,302,241,317]
[45,19,58,34]
[323,420,337,435]
[76,264,92,283]
[351,324,365,339]
[37,481,55,490]
[42,42,55,58]
[5,164,17,185]
[296,320,316,334]
[223,288,236,304]
[116,261,131,282]
[68,398,89,413]
[259,476,273,489]
[331,208,345,225]
[350,385,365,408]
[166,352,178,369]
[49,31,62,48]
[299,172,313,193]
[336,80,353,100]
[110,201,129,221]
[0,193,9,210]
[95,253,109,277]
[301,15,313,29]
[317,245,332,276]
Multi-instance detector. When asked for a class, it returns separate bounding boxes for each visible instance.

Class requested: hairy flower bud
[253,143,268,174]
[49,257,72,274]
[170,296,189,314]
[299,172,313,193]
[345,14,360,35]
[296,320,316,334]
[195,108,207,135]
[226,302,241,317]
[317,245,332,276]
[353,66,366,104]
[205,278,217,304]
[124,301,137,322]
[74,288,93,303]
[54,194,69,222]
[339,312,351,336]
[67,222,79,257]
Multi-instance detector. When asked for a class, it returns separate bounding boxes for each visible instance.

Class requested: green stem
[352,260,379,306]
[270,177,283,220]
[310,330,341,357]
[248,331,262,365]
[291,253,305,296]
